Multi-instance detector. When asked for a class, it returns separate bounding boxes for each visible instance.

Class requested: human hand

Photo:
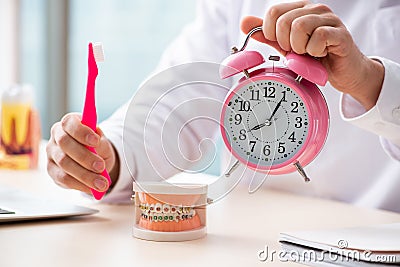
[46,113,118,194]
[240,0,384,110]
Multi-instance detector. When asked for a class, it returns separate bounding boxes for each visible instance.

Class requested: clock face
[222,78,310,169]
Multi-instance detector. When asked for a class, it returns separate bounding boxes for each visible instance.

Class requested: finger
[290,14,341,55]
[61,113,100,147]
[306,26,348,57]
[275,3,333,52]
[52,124,106,173]
[264,1,309,43]
[240,16,286,55]
[49,144,109,192]
[95,127,116,172]
[47,160,92,194]
[95,128,110,153]
[95,128,111,157]
[96,126,105,138]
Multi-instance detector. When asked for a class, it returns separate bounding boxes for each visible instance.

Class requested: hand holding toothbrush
[46,43,120,197]
[46,113,119,195]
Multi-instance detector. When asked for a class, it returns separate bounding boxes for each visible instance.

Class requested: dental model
[1,85,33,154]
[138,195,201,232]
[133,182,207,241]
[0,84,40,169]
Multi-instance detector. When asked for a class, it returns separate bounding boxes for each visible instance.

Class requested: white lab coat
[100,0,400,212]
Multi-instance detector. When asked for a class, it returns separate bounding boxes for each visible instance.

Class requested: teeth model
[1,85,33,149]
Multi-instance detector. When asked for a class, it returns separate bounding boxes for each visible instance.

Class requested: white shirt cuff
[340,56,400,147]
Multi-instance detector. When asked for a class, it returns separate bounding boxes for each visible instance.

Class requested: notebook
[0,185,98,222]
[279,223,400,266]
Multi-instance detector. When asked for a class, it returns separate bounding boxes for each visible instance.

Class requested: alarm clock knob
[284,52,328,86]
[219,50,265,79]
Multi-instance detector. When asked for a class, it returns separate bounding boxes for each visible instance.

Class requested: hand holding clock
[240,0,384,111]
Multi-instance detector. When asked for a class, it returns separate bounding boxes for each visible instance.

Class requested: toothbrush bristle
[92,42,105,62]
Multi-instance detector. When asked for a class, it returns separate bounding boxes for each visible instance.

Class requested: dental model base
[133,182,207,242]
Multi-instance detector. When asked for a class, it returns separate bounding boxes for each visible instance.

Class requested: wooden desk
[1,147,400,267]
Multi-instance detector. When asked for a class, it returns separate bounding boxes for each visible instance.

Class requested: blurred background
[0,0,195,137]
[0,0,222,175]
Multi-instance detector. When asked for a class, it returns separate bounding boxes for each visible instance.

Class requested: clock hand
[265,95,285,125]
[247,117,278,132]
[248,122,266,132]
[247,96,285,132]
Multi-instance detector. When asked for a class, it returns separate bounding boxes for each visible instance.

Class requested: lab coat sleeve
[99,0,235,203]
[340,57,400,161]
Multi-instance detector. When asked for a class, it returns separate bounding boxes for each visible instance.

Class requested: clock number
[250,90,260,101]
[264,87,276,98]
[234,114,242,125]
[295,117,303,128]
[291,102,299,113]
[278,142,286,154]
[239,129,247,140]
[288,131,296,143]
[249,141,256,152]
[281,91,287,102]
[263,145,271,156]
[238,100,251,111]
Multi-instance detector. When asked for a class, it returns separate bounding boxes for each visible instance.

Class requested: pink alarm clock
[220,26,329,181]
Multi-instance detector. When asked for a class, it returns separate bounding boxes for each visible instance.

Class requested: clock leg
[294,161,311,183]
[225,160,240,177]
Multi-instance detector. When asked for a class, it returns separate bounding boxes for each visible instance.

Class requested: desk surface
[1,151,400,267]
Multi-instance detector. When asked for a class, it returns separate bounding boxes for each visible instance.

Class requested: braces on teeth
[139,203,196,222]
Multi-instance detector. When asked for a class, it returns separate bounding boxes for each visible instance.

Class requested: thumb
[95,127,114,161]
[95,126,105,138]
[95,127,110,155]
[240,16,287,55]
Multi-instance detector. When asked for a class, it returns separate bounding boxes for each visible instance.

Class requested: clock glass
[222,76,310,170]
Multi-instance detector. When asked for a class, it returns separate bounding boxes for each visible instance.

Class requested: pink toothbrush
[81,42,111,200]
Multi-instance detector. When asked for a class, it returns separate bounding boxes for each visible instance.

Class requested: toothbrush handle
[82,110,112,200]
[82,43,111,200]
